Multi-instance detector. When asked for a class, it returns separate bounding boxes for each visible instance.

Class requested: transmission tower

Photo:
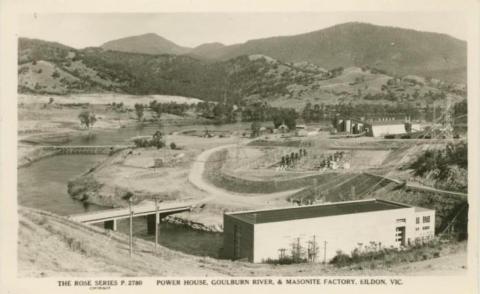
[443,95,454,140]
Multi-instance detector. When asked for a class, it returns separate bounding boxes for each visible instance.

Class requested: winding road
[187,143,302,207]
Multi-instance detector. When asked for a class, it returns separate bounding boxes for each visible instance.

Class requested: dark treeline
[196,101,298,128]
[301,102,422,122]
[131,98,467,129]
[149,100,190,116]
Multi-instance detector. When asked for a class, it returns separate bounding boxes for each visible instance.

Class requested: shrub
[170,142,177,150]
[330,250,352,267]
[330,239,445,268]
[132,137,165,149]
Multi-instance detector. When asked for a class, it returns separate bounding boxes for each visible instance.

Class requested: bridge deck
[69,201,195,224]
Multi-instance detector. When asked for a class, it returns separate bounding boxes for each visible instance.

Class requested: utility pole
[129,197,133,257]
[323,240,327,264]
[154,197,159,254]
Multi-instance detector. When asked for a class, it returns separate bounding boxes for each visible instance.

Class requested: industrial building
[335,117,421,137]
[335,118,366,134]
[366,119,423,137]
[222,199,435,263]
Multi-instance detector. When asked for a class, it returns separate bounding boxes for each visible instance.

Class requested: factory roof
[226,199,412,224]
[369,120,407,126]
[414,206,434,212]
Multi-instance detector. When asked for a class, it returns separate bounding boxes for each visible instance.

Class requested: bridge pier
[146,213,159,235]
[104,220,117,231]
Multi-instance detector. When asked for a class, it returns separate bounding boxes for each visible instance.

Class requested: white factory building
[222,199,435,263]
[366,119,420,137]
[335,117,421,137]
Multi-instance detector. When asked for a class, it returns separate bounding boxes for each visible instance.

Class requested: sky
[18,12,467,49]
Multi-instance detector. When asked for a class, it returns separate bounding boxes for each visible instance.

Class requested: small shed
[277,123,289,133]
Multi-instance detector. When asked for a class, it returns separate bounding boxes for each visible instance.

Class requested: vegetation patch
[330,238,461,269]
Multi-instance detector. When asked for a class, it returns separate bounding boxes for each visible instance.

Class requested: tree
[302,102,312,122]
[78,111,97,128]
[48,97,54,104]
[152,130,165,149]
[149,100,162,120]
[134,103,144,121]
[251,121,261,138]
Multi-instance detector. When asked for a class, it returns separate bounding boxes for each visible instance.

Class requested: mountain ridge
[18,36,466,109]
[101,33,191,55]
[92,22,466,82]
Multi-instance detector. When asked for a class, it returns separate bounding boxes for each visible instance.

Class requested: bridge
[69,200,195,233]
[40,145,132,155]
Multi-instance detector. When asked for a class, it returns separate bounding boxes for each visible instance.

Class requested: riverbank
[18,93,210,166]
[18,145,61,168]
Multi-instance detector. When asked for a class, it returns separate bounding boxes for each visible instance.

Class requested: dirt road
[187,143,301,208]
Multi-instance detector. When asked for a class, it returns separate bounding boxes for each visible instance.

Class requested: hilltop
[191,22,466,83]
[92,22,466,83]
[101,33,191,55]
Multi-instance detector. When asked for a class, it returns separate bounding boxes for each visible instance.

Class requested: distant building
[365,118,421,137]
[366,120,408,137]
[335,118,366,134]
[335,117,421,137]
[223,199,435,263]
[295,124,308,137]
[276,123,289,133]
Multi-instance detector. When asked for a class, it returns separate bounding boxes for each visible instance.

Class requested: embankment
[287,173,398,203]
[17,206,225,277]
[204,148,346,194]
[18,146,61,168]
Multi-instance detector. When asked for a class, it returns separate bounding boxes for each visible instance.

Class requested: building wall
[411,123,422,132]
[223,214,255,261]
[371,124,406,137]
[414,210,436,242]
[252,207,416,263]
[345,120,352,133]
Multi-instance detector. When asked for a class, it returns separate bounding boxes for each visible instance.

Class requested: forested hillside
[18,37,466,109]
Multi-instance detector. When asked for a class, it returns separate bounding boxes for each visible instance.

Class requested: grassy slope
[18,38,465,108]
[18,207,467,277]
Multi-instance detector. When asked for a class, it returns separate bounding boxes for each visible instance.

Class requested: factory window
[416,217,420,224]
[415,227,419,231]
[395,226,406,246]
[423,216,430,223]
[396,218,406,223]
[422,226,430,230]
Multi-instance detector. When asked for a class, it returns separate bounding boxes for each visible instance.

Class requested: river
[18,124,225,258]
[66,122,252,146]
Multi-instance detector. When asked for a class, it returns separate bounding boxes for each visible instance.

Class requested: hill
[191,22,467,83]
[189,42,226,58]
[101,33,191,55]
[18,38,466,107]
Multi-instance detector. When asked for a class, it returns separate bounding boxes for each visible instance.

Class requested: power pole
[154,197,159,254]
[323,240,327,264]
[129,198,133,257]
